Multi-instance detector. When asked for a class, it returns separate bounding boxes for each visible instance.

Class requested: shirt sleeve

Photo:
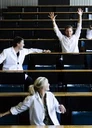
[52,93,61,113]
[53,21,63,40]
[10,96,32,115]
[24,48,43,55]
[0,50,7,64]
[74,23,82,39]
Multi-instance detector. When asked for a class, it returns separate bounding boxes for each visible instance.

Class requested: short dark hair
[65,25,73,31]
[13,36,24,47]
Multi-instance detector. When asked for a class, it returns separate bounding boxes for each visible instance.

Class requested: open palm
[48,12,57,22]
[77,8,83,16]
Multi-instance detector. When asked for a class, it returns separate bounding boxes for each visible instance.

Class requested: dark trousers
[24,76,33,92]
[56,58,64,83]
[56,58,67,91]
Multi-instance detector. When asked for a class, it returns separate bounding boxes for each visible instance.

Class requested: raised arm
[77,8,83,24]
[75,8,83,38]
[48,12,57,27]
[48,12,63,40]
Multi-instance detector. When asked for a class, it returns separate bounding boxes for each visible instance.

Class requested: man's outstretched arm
[48,12,63,39]
[75,8,83,38]
[77,8,83,24]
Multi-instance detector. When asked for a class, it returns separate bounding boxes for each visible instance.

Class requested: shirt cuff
[10,107,18,115]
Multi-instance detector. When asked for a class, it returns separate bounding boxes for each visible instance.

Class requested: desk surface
[0,92,92,97]
[0,126,92,128]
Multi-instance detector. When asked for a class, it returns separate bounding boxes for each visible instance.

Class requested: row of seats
[0,53,92,70]
[0,92,92,125]
[1,13,91,22]
[0,30,88,42]
[0,39,91,52]
[6,5,92,12]
[0,71,92,91]
[0,20,91,28]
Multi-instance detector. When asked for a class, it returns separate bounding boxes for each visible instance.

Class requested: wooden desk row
[0,19,92,21]
[0,28,90,30]
[3,12,92,14]
[7,5,92,7]
[0,126,91,128]
[0,38,90,41]
[0,69,92,72]
[0,126,92,128]
[0,92,92,97]
[0,52,91,55]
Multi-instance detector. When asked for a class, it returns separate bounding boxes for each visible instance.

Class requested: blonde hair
[29,77,48,95]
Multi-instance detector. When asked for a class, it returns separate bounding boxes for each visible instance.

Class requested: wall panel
[0,0,38,8]
[70,0,92,5]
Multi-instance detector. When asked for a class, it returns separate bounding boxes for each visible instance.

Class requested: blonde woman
[0,77,66,125]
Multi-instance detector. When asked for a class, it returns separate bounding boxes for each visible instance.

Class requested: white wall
[70,0,92,5]
[0,0,38,8]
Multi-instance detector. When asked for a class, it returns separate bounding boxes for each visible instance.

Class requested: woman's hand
[0,111,10,117]
[0,113,4,118]
[59,104,66,114]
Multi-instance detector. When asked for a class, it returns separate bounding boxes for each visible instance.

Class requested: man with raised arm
[49,9,83,85]
[49,8,83,53]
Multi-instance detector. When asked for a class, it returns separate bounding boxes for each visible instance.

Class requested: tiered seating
[0,72,25,92]
[0,5,92,125]
[0,5,92,50]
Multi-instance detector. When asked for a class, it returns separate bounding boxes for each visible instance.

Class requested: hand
[59,104,66,114]
[43,50,51,53]
[77,8,83,16]
[48,12,57,22]
[0,113,4,118]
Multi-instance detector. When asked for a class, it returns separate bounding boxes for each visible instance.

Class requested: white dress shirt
[0,47,43,70]
[86,29,92,39]
[10,91,61,125]
[54,22,82,53]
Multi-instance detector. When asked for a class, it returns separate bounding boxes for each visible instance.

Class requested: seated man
[49,8,83,53]
[86,25,92,39]
[48,8,83,86]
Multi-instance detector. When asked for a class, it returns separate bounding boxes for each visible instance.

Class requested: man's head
[65,25,73,37]
[89,25,92,30]
[13,36,25,50]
